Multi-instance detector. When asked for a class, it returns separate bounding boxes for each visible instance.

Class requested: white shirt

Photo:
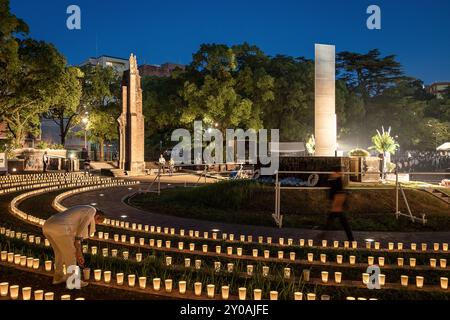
[45,205,97,240]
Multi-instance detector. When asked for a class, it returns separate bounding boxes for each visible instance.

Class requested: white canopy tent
[437,143,450,151]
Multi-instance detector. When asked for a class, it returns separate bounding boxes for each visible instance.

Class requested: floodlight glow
[121,215,128,219]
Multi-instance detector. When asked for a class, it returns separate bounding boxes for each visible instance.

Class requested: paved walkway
[61,175,450,245]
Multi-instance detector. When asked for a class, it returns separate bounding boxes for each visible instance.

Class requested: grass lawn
[129,180,450,232]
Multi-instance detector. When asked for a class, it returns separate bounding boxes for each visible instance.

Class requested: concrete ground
[60,174,450,245]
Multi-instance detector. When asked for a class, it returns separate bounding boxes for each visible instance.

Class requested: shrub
[348,148,370,157]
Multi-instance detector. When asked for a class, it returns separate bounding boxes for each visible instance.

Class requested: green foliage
[369,127,400,155]
[35,141,48,150]
[305,135,315,155]
[44,66,84,146]
[348,148,370,157]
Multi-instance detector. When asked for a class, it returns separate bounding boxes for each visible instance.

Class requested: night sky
[10,0,450,84]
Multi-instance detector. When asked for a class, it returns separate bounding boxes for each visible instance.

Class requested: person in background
[42,205,106,286]
[83,157,91,174]
[43,151,49,173]
[159,154,166,174]
[323,166,355,241]
[169,158,175,176]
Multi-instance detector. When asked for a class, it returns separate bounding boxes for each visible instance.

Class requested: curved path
[60,176,450,245]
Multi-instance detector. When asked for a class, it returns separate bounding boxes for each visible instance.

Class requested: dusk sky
[10,0,450,84]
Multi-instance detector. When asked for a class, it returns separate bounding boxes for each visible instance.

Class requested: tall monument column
[118,54,145,173]
[314,44,337,157]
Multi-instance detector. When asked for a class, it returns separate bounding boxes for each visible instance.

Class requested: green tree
[2,39,67,147]
[337,49,405,102]
[369,127,399,178]
[79,64,121,160]
[0,0,29,118]
[44,66,84,146]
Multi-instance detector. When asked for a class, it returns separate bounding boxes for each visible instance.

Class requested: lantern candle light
[321,271,329,283]
[153,278,161,291]
[222,286,230,300]
[165,279,173,293]
[207,284,215,298]
[410,258,416,268]
[0,282,8,297]
[179,281,186,294]
[335,272,342,284]
[116,273,124,286]
[270,291,278,300]
[401,275,409,287]
[9,285,19,300]
[416,276,424,288]
[94,269,102,282]
[194,282,202,296]
[104,271,111,284]
[22,287,32,300]
[238,287,247,300]
[441,277,448,290]
[253,289,262,300]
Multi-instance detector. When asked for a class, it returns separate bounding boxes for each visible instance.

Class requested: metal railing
[272,170,450,228]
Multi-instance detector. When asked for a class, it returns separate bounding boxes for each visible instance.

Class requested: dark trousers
[325,212,355,241]
[43,162,48,173]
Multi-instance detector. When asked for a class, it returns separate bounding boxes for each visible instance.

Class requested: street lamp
[82,117,89,149]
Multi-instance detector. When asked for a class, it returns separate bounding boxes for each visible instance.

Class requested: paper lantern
[336,255,343,264]
[0,282,9,297]
[321,271,329,283]
[185,258,191,268]
[303,269,310,282]
[278,251,284,259]
[349,256,356,265]
[238,288,246,300]
[401,275,408,287]
[221,286,230,300]
[253,289,262,300]
[307,293,316,301]
[335,272,342,284]
[83,268,90,281]
[441,277,448,290]
[104,271,111,284]
[44,292,54,300]
[416,276,424,288]
[262,266,269,277]
[153,278,161,291]
[270,291,278,300]
[34,290,44,300]
[307,253,313,262]
[227,263,234,273]
[379,274,386,286]
[397,258,404,267]
[320,254,327,263]
[8,285,18,300]
[409,258,416,268]
[22,287,32,300]
[165,279,173,293]
[94,269,102,282]
[194,282,202,296]
[430,259,437,268]
[294,292,303,300]
[284,268,291,279]
[207,284,215,299]
[251,249,258,257]
[195,260,202,270]
[179,281,186,294]
[116,273,124,286]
